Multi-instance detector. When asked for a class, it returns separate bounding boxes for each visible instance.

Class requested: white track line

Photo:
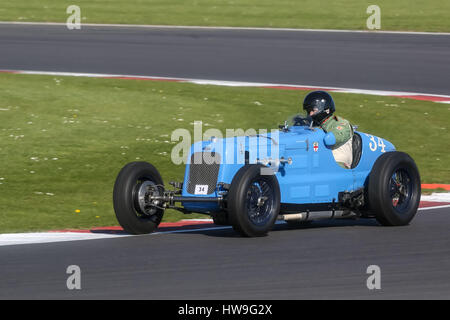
[1,21,450,36]
[419,205,450,211]
[421,193,450,202]
[2,69,450,104]
[0,232,131,247]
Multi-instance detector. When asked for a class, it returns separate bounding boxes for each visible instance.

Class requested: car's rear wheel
[113,162,165,234]
[367,152,421,226]
[227,165,280,237]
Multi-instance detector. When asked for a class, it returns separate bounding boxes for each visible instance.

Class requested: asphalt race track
[1,23,450,300]
[1,23,450,95]
[0,208,449,299]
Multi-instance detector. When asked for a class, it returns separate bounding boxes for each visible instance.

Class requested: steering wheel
[292,115,312,126]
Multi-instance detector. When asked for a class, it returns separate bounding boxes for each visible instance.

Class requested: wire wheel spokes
[389,169,412,212]
[245,179,275,226]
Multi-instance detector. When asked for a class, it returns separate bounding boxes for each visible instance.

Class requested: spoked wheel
[245,179,277,227]
[367,152,421,226]
[113,162,165,234]
[389,169,414,212]
[228,165,281,237]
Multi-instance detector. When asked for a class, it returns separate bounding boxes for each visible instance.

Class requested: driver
[303,91,353,169]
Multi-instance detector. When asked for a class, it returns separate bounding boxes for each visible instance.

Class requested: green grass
[421,188,449,195]
[1,0,449,32]
[0,73,449,233]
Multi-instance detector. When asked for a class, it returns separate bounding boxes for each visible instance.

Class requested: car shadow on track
[183,218,381,238]
[82,218,380,238]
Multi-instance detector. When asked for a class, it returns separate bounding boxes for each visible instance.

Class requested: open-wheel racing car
[113,116,421,237]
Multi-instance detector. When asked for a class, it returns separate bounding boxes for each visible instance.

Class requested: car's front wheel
[227,165,281,237]
[113,162,165,234]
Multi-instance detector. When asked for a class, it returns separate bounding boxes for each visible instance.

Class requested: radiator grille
[187,152,221,194]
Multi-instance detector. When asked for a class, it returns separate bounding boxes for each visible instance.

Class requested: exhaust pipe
[279,210,352,222]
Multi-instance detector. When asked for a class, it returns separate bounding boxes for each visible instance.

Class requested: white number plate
[194,185,209,195]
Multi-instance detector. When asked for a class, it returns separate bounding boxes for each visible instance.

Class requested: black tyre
[367,152,421,226]
[227,165,281,237]
[113,162,165,234]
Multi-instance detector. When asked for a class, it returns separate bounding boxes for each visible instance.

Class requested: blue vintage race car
[113,116,421,237]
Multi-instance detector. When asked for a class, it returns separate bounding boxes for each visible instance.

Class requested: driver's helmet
[302,91,335,125]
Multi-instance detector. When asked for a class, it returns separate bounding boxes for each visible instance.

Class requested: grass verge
[1,1,450,32]
[421,189,449,195]
[0,73,449,233]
